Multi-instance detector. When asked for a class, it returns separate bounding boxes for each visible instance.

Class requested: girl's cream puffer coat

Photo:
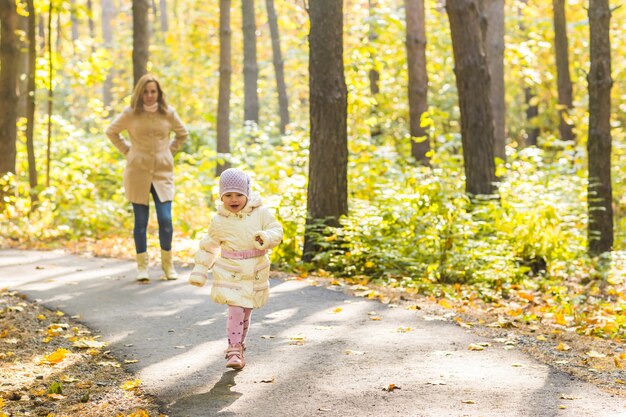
[190,193,283,308]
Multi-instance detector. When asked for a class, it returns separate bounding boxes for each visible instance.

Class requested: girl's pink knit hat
[219,168,250,198]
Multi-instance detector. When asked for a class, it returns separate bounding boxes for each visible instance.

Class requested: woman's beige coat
[189,193,283,309]
[105,106,188,205]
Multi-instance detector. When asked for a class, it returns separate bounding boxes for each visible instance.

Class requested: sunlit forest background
[0,0,624,339]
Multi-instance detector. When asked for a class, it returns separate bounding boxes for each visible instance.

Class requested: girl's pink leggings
[227,305,252,346]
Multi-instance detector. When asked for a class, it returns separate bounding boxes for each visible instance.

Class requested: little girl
[189,168,283,369]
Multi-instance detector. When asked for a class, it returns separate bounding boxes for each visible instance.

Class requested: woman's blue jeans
[132,185,173,254]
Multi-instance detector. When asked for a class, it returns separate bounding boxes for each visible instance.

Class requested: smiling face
[221,192,248,213]
[142,81,159,106]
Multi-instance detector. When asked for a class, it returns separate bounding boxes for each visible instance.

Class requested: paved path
[2,249,625,417]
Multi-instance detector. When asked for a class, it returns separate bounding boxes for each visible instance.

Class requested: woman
[106,74,189,282]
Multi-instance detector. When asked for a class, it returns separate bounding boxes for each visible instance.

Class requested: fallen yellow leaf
[554,313,567,326]
[121,379,141,391]
[333,307,343,313]
[536,335,547,341]
[555,342,571,351]
[39,348,70,365]
[461,399,476,404]
[468,344,485,351]
[289,336,305,346]
[395,326,412,333]
[438,299,452,309]
[344,350,365,355]
[585,350,606,358]
[127,410,150,417]
[73,339,107,349]
[383,384,400,392]
[454,317,472,329]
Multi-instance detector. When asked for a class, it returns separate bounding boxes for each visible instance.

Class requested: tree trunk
[480,0,505,160]
[159,0,168,32]
[46,2,53,186]
[87,0,95,52]
[0,0,20,175]
[524,87,540,147]
[70,0,79,43]
[303,0,348,261]
[242,0,259,124]
[587,0,613,255]
[132,0,150,86]
[368,0,381,140]
[518,0,539,148]
[265,0,289,134]
[216,0,232,175]
[405,0,429,164]
[446,0,496,196]
[17,13,28,118]
[38,12,45,49]
[552,0,575,142]
[26,0,38,195]
[102,0,115,107]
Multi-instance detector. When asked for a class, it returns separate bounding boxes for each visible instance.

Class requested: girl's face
[222,193,248,213]
[143,81,159,106]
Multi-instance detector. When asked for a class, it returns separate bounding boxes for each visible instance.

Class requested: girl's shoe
[224,342,246,358]
[225,343,245,370]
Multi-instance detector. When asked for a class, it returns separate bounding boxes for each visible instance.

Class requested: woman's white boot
[136,252,150,282]
[161,249,179,280]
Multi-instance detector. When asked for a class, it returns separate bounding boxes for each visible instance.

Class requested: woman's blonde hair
[130,74,169,114]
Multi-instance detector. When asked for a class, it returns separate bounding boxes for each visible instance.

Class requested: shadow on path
[172,370,242,417]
